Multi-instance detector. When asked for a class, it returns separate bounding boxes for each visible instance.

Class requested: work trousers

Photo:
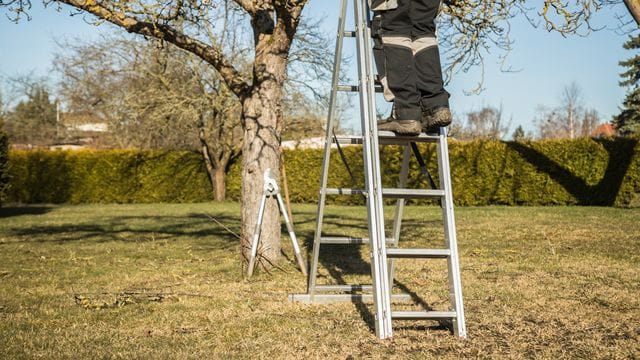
[372,0,449,120]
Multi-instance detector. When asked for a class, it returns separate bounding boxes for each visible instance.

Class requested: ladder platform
[289,293,412,304]
[325,188,445,198]
[334,133,440,145]
[315,284,372,292]
[386,248,450,259]
[320,236,395,245]
[392,311,456,320]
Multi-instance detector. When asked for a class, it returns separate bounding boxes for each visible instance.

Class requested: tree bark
[213,166,226,202]
[239,79,285,267]
[624,0,640,26]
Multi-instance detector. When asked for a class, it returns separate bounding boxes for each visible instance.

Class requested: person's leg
[411,0,451,131]
[372,13,395,103]
[379,0,421,122]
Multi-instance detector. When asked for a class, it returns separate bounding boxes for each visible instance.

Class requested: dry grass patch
[0,203,638,359]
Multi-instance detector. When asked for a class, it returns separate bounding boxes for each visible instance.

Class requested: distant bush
[0,130,9,205]
[6,138,640,207]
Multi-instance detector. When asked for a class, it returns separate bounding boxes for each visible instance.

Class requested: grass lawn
[0,203,638,359]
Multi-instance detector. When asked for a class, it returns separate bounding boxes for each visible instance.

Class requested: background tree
[613,34,640,136]
[511,125,528,141]
[55,35,243,201]
[3,77,58,146]
[1,0,625,269]
[281,92,328,140]
[0,87,5,128]
[452,105,510,140]
[537,83,601,139]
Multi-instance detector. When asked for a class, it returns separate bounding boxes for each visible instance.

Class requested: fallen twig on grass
[206,214,241,239]
[72,290,220,310]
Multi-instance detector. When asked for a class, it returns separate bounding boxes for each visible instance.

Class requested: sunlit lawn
[0,203,638,359]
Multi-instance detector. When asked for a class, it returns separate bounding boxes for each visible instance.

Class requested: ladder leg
[354,0,392,339]
[247,193,268,278]
[276,193,308,276]
[437,127,466,338]
[307,0,349,298]
[388,144,411,286]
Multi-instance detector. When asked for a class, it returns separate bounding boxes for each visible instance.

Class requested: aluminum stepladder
[289,0,466,339]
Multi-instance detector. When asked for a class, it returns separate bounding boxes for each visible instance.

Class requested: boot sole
[378,120,422,136]
[423,118,452,133]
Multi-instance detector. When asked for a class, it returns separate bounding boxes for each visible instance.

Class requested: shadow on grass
[0,212,241,247]
[0,206,54,218]
[296,211,441,333]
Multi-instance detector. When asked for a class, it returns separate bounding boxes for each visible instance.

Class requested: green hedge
[7,138,640,207]
[0,130,9,205]
[7,150,211,204]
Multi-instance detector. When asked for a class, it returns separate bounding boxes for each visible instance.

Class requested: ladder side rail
[307,0,350,297]
[436,127,467,338]
[354,0,392,339]
[388,144,411,287]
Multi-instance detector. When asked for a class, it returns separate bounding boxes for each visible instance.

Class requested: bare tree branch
[55,0,251,98]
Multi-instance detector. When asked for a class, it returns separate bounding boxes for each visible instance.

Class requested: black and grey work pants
[372,0,449,121]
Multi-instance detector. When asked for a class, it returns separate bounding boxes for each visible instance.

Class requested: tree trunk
[238,5,300,271]
[213,166,226,202]
[199,122,225,201]
[240,88,284,268]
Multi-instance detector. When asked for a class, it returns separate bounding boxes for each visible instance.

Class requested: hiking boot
[377,116,421,136]
[421,106,452,133]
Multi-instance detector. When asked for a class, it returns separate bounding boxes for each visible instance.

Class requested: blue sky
[0,1,637,137]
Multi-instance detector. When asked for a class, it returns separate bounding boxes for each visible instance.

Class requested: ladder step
[392,311,456,320]
[343,31,356,37]
[334,133,440,145]
[320,236,395,245]
[325,188,366,196]
[289,293,412,304]
[337,85,383,93]
[383,188,445,198]
[386,248,450,258]
[315,284,372,292]
[325,188,444,198]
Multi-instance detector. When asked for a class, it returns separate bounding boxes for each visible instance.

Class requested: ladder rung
[383,188,445,198]
[315,284,372,292]
[386,248,450,258]
[325,188,366,196]
[325,188,443,198]
[289,293,412,304]
[333,133,440,145]
[337,85,384,92]
[320,236,395,245]
[392,311,456,320]
[343,31,356,37]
